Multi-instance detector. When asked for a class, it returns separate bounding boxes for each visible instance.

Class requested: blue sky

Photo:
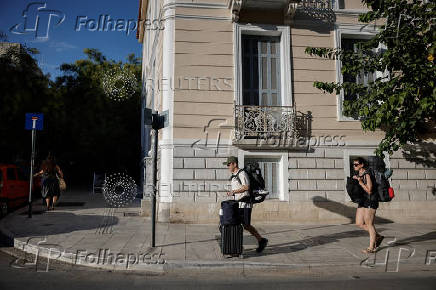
[0,0,142,79]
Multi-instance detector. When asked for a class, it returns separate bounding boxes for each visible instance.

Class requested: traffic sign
[25,113,44,130]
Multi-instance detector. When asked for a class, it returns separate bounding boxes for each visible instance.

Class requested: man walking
[223,156,268,253]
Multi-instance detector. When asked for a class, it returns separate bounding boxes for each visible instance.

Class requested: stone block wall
[172,145,237,204]
[288,147,346,203]
[141,144,436,224]
[389,151,436,201]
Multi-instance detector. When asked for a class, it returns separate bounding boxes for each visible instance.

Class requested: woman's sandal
[361,247,377,254]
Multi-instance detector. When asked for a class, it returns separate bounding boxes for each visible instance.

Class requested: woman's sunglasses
[353,163,360,167]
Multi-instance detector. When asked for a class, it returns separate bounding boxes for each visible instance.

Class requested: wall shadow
[311,196,394,224]
[402,141,436,169]
[294,8,336,33]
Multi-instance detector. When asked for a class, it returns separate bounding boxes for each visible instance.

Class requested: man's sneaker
[256,238,268,253]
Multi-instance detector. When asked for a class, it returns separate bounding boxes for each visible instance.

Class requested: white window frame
[335,24,378,121]
[237,150,289,201]
[343,148,390,201]
[234,23,292,107]
[332,0,369,12]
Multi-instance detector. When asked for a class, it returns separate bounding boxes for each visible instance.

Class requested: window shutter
[241,35,281,106]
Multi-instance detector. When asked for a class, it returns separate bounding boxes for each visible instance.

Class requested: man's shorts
[238,208,252,226]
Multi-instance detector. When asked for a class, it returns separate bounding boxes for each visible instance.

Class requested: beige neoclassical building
[137,0,436,224]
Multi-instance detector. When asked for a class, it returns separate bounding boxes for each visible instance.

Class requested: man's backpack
[369,168,395,202]
[230,162,269,204]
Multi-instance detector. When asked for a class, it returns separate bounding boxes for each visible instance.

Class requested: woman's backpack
[346,177,365,203]
[369,168,395,202]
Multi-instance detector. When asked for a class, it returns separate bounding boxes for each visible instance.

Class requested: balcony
[233,105,312,148]
[229,0,334,23]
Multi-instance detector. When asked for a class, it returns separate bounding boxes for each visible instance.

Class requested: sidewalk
[1,190,435,273]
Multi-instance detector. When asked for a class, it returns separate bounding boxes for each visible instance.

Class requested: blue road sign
[25,113,44,130]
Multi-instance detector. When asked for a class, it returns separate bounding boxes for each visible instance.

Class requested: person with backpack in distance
[352,157,384,254]
[223,156,268,253]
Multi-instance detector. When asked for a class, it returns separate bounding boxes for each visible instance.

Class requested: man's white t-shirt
[231,169,252,209]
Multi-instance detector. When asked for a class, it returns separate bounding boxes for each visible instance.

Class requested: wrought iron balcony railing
[299,0,333,10]
[233,105,312,144]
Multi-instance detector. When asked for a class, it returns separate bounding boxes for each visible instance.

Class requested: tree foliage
[305,0,435,157]
[0,47,142,184]
[0,44,51,162]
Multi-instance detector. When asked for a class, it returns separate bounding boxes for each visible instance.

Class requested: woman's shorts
[358,199,379,210]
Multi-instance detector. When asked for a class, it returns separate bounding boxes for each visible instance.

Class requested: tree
[305,0,435,158]
[0,46,142,185]
[0,43,52,163]
[53,48,142,183]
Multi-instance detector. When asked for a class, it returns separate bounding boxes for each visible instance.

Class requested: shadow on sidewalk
[33,187,142,211]
[311,196,394,224]
[262,224,343,236]
[243,228,382,258]
[2,211,119,246]
[389,231,436,246]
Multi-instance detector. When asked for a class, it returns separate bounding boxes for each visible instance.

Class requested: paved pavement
[1,190,435,273]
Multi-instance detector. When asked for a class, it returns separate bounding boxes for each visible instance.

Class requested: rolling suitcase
[221,224,243,256]
[220,200,240,225]
[219,200,243,256]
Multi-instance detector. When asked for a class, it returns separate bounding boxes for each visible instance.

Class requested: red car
[0,164,31,217]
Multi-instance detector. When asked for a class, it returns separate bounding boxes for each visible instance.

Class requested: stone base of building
[140,200,436,224]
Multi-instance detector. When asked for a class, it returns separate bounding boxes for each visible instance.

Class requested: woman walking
[34,153,64,211]
[353,157,384,254]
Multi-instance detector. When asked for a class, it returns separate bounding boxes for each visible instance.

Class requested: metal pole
[151,117,158,247]
[28,125,36,218]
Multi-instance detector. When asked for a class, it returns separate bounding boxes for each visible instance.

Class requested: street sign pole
[25,113,43,218]
[147,110,166,248]
[151,122,158,247]
[28,117,37,218]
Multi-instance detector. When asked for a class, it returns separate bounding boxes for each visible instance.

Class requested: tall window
[245,157,280,199]
[341,37,376,119]
[242,35,281,106]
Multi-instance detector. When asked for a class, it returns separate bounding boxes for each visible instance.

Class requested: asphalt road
[0,247,435,290]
